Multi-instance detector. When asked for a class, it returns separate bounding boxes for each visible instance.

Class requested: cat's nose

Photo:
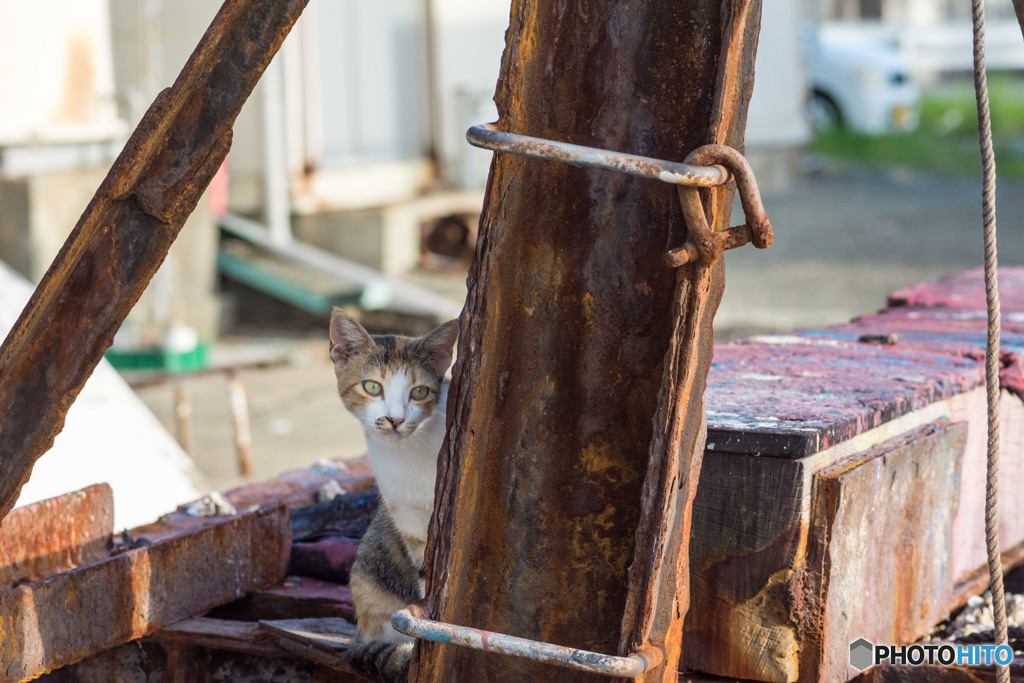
[386,416,405,429]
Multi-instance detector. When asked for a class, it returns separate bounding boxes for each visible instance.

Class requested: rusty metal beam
[619,6,763,682]
[414,2,762,680]
[0,504,290,681]
[0,484,114,588]
[0,0,309,522]
[1013,1,1024,45]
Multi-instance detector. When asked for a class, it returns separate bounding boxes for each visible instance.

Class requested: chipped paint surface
[705,267,1024,457]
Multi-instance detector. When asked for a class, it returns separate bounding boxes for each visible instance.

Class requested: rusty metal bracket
[393,605,663,677]
[466,123,773,268]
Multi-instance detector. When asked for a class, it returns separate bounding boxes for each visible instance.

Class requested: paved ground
[134,164,1024,494]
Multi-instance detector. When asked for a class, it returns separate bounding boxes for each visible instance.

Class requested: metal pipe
[261,53,293,246]
[466,124,773,267]
[226,369,253,478]
[220,212,463,320]
[174,384,194,459]
[393,607,662,677]
[467,123,731,187]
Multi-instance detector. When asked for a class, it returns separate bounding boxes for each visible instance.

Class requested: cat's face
[329,310,458,441]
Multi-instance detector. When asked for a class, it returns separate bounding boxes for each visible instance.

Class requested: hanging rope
[970,1,1010,681]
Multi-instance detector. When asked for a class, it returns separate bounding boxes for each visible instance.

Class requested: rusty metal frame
[404,115,774,675]
[0,501,290,680]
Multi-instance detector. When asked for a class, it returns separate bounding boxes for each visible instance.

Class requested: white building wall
[747,0,812,151]
[0,0,122,146]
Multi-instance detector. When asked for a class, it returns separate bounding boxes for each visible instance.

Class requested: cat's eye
[362,380,383,396]
[410,385,430,400]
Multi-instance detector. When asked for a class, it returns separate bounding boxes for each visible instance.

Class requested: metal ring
[684,144,773,249]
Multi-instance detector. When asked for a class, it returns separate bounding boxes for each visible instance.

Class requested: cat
[328,308,458,683]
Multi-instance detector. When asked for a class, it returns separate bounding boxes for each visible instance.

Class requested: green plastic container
[105,343,210,374]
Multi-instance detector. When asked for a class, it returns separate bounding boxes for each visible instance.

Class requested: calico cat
[329,308,458,683]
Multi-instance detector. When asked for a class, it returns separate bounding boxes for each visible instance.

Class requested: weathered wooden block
[683,268,1024,682]
[806,420,966,682]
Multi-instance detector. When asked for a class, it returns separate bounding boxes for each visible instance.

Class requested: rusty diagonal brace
[466,123,773,267]
[392,123,775,676]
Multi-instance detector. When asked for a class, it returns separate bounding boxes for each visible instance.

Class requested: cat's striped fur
[329,309,458,683]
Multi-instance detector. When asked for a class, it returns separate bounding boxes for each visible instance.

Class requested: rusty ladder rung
[466,122,773,266]
[392,607,662,677]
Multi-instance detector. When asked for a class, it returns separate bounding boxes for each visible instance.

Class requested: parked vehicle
[802,23,921,134]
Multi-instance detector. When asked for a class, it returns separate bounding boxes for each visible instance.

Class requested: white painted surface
[747,0,812,148]
[0,261,205,528]
[431,0,508,190]
[0,0,123,146]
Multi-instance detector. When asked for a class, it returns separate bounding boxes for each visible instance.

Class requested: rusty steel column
[617,6,762,682]
[0,0,308,521]
[414,2,762,681]
[1013,0,1024,42]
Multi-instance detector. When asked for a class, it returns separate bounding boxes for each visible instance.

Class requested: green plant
[813,74,1024,178]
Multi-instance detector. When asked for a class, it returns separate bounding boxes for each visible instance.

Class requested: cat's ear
[416,319,459,377]
[329,308,373,368]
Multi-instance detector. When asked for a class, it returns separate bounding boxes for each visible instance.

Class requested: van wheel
[808,91,842,132]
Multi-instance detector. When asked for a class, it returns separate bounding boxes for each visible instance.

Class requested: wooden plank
[703,267,1024,459]
[156,616,361,678]
[39,635,363,682]
[806,420,967,682]
[217,247,361,317]
[0,484,113,588]
[888,266,1024,311]
[0,0,309,522]
[260,617,357,652]
[686,385,1024,683]
[0,503,289,680]
[127,458,374,545]
[210,576,355,622]
[705,338,982,458]
[260,617,357,672]
[157,617,285,659]
[682,452,808,682]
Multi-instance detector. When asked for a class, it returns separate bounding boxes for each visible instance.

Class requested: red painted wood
[705,266,1024,458]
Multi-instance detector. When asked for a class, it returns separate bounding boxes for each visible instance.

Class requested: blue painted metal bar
[392,607,662,677]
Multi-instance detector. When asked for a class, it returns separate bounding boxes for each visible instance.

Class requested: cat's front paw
[346,638,412,683]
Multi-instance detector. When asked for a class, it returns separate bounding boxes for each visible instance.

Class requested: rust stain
[0,484,113,589]
[50,32,97,125]
[0,504,290,680]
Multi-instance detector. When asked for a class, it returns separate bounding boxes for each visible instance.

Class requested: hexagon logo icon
[849,638,874,671]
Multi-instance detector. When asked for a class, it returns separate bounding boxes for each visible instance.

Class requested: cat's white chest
[368,445,436,540]
[365,384,447,547]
